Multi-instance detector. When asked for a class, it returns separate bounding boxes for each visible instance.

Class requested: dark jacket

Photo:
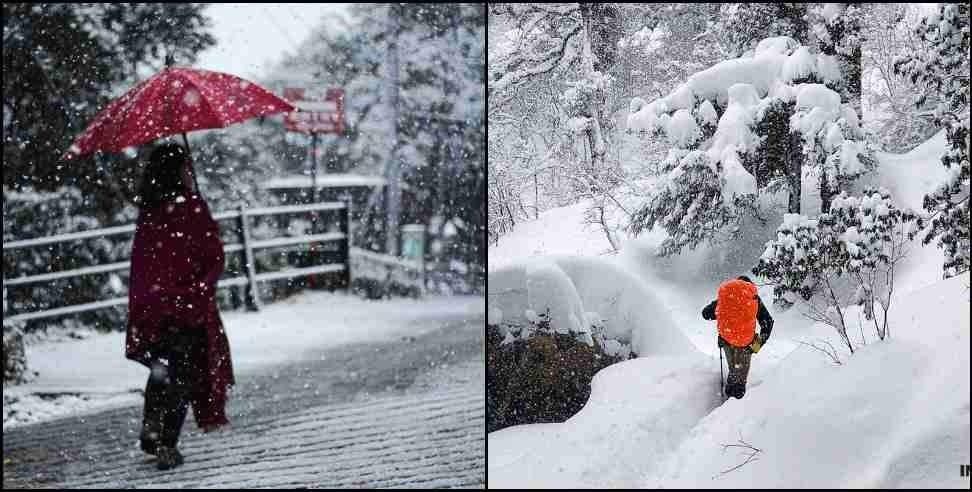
[702,296,774,345]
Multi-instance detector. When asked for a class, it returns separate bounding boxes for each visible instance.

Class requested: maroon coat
[126,193,234,429]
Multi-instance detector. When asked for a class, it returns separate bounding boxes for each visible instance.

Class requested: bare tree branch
[713,433,763,479]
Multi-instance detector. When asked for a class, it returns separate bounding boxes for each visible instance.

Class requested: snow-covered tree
[894,3,970,278]
[3,3,215,222]
[2,186,134,332]
[861,4,940,152]
[627,35,872,254]
[490,3,618,172]
[712,3,811,57]
[807,3,864,117]
[752,188,920,349]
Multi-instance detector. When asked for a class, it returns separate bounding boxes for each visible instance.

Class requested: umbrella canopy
[65,67,295,159]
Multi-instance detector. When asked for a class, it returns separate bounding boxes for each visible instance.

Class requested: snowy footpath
[2,292,485,488]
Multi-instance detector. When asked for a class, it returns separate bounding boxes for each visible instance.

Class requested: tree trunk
[820,166,835,214]
[787,131,802,214]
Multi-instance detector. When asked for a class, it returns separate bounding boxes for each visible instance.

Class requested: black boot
[140,360,169,455]
[156,445,184,470]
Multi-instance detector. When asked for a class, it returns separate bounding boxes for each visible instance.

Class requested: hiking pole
[718,340,725,399]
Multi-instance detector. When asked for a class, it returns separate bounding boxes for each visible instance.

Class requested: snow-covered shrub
[2,186,132,333]
[894,3,970,278]
[753,188,920,348]
[2,320,29,384]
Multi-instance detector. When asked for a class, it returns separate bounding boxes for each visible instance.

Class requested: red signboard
[284,87,345,134]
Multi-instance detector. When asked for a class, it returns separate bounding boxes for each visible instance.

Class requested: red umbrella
[64,66,295,160]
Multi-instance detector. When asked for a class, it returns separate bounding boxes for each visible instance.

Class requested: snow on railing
[3,200,353,323]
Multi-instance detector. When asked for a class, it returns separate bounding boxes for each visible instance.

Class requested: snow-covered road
[2,301,485,488]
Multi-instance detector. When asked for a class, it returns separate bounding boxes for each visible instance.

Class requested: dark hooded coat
[125,193,234,429]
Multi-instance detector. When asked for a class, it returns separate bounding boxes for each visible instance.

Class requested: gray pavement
[2,310,485,488]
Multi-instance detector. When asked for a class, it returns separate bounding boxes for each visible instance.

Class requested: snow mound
[524,260,592,340]
[488,255,693,357]
[488,354,717,488]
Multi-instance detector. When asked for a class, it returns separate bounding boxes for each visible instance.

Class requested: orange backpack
[716,279,759,347]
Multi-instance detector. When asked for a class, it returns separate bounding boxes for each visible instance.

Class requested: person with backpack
[701,275,774,399]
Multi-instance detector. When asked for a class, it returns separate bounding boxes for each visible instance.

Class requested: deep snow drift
[487,132,969,488]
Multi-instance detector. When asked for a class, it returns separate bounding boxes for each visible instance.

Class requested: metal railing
[2,201,352,323]
[349,247,425,294]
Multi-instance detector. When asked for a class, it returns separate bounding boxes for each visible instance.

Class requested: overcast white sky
[195,3,350,80]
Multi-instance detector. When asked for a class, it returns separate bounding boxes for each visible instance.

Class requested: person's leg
[140,360,167,455]
[153,329,194,470]
[724,345,753,399]
[159,329,203,448]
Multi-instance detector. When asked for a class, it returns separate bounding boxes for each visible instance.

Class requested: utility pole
[310,132,319,204]
[384,3,402,256]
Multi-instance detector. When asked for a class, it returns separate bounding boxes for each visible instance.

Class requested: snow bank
[488,354,718,488]
[488,255,693,357]
[524,260,592,339]
[627,99,668,132]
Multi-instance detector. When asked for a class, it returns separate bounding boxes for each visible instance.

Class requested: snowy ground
[4,292,484,430]
[487,132,970,488]
[4,306,485,488]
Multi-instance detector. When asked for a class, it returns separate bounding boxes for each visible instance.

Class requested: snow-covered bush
[753,188,920,349]
[894,3,970,278]
[2,186,133,333]
[2,320,29,384]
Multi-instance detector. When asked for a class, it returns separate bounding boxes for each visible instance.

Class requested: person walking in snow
[126,143,234,470]
[702,275,773,399]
